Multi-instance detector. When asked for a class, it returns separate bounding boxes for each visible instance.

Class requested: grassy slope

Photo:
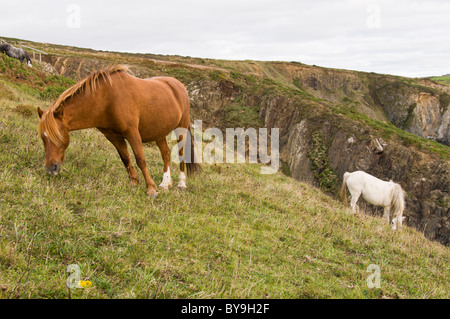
[0,53,449,299]
[430,75,450,84]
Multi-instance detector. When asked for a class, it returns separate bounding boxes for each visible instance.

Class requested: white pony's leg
[178,172,187,190]
[159,167,172,190]
[383,206,391,223]
[391,217,398,231]
[350,191,360,214]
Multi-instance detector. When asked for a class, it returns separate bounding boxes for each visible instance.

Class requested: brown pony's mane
[39,65,130,147]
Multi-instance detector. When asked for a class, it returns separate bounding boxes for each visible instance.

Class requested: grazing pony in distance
[340,171,406,230]
[0,43,32,67]
[37,65,199,197]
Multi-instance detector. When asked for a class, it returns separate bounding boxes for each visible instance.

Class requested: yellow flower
[78,280,93,288]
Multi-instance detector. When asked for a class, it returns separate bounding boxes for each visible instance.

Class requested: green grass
[431,75,450,84]
[224,103,263,128]
[0,75,449,299]
[0,55,76,102]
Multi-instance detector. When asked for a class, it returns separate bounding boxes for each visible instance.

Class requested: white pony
[340,171,406,230]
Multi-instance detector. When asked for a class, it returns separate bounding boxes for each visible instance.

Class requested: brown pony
[37,65,198,196]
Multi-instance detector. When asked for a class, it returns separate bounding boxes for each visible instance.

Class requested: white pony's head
[391,216,406,230]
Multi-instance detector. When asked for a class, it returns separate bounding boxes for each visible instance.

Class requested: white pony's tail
[391,183,406,227]
[340,172,350,206]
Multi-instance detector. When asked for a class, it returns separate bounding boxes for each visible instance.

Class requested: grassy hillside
[0,48,449,299]
[430,75,450,84]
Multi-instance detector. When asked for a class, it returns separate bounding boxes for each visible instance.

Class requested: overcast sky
[1,0,449,77]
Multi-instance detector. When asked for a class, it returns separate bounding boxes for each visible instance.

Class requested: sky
[1,0,449,78]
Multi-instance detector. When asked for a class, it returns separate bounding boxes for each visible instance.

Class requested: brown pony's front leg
[124,129,158,197]
[98,128,139,185]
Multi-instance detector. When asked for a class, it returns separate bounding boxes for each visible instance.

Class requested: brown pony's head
[37,106,69,175]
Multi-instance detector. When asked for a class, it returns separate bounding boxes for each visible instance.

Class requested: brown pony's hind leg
[177,132,187,190]
[156,139,172,190]
[123,129,158,197]
[99,128,139,185]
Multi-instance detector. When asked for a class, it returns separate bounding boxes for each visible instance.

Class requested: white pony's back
[347,171,396,206]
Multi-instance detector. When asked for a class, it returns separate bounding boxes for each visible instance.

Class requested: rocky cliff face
[38,53,449,245]
[368,78,450,145]
[265,63,450,146]
[413,92,449,144]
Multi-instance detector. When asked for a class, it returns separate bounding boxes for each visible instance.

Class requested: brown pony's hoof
[130,177,139,186]
[147,190,159,197]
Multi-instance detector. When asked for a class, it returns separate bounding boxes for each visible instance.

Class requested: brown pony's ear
[53,106,64,119]
[37,107,44,119]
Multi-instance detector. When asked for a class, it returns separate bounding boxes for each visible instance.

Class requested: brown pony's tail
[186,124,200,177]
[340,172,350,206]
